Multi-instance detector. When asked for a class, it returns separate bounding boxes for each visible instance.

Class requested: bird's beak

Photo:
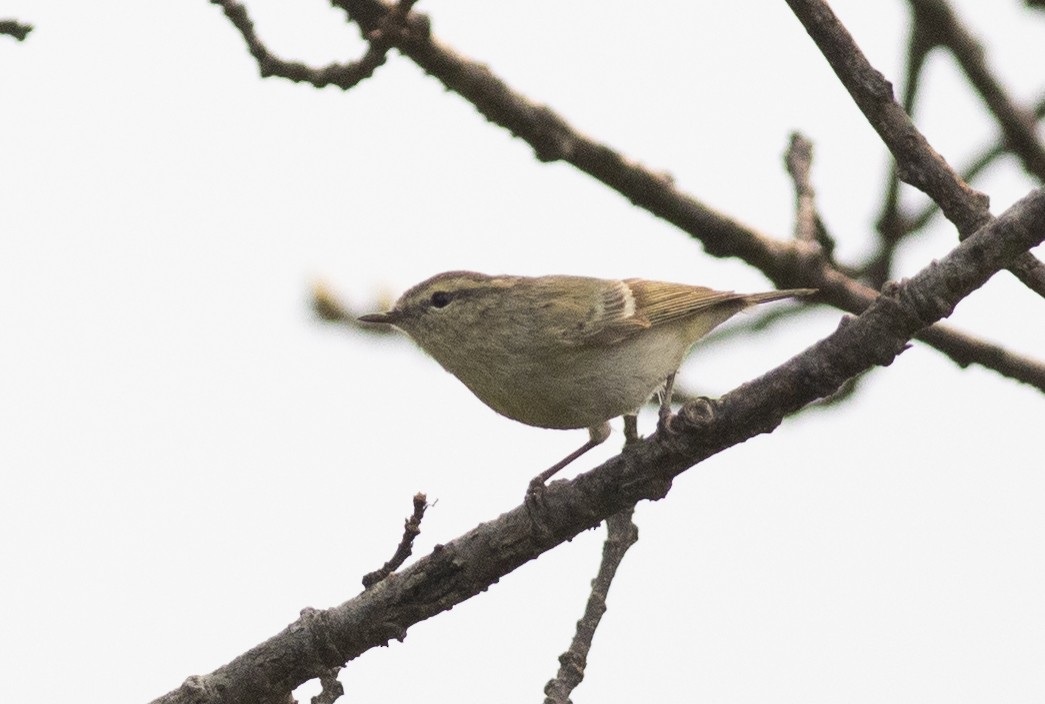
[358,311,400,325]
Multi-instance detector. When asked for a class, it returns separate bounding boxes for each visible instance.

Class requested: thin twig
[544,508,638,704]
[362,493,429,588]
[784,132,866,407]
[544,427,644,703]
[783,133,847,271]
[906,93,1045,233]
[210,0,401,90]
[785,133,819,244]
[868,19,934,287]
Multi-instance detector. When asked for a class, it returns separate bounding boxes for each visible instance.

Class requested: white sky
[2,1,1044,702]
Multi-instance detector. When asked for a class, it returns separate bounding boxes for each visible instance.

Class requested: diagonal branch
[149,186,1045,704]
[908,94,1045,234]
[213,2,1045,390]
[325,1,1043,388]
[866,1,1045,287]
[908,0,1045,180]
[868,14,934,287]
[543,508,638,704]
[784,0,1045,298]
[330,1,804,282]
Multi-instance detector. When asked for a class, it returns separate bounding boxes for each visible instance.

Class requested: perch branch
[150,186,1045,704]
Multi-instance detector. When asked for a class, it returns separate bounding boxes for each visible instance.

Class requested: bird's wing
[552,278,743,346]
[624,278,747,327]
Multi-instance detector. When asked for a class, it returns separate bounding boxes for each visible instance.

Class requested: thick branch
[150,186,1045,704]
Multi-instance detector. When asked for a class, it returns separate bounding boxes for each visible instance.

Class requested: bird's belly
[464,330,689,430]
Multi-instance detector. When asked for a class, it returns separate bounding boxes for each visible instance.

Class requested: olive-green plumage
[361,271,813,430]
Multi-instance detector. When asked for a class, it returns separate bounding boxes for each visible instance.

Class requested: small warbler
[360,271,815,490]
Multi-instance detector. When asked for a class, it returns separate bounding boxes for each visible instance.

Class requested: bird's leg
[528,422,611,494]
[657,372,676,431]
[623,413,639,445]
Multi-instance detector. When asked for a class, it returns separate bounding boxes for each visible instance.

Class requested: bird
[359,271,815,491]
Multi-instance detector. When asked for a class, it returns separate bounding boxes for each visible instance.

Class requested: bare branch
[915,324,1045,388]
[909,0,1045,180]
[785,133,819,244]
[908,95,1045,233]
[784,133,846,271]
[209,0,401,90]
[329,1,805,284]
[785,0,1045,297]
[149,187,1045,704]
[362,493,429,589]
[868,18,934,287]
[786,0,987,232]
[873,91,1045,283]
[257,1,1040,388]
[544,509,638,704]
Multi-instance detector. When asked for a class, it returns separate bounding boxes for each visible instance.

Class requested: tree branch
[213,1,1045,388]
[785,132,821,245]
[543,508,638,704]
[149,186,1045,704]
[361,493,429,588]
[785,0,1045,297]
[909,0,1045,180]
[868,15,934,287]
[330,0,805,281]
[209,0,403,90]
[907,93,1045,233]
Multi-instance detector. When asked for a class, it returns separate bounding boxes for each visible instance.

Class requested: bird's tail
[742,288,817,305]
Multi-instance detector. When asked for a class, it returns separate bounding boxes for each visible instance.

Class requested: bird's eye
[430,291,453,308]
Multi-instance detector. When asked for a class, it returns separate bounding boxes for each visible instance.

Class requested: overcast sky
[3,1,1044,702]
